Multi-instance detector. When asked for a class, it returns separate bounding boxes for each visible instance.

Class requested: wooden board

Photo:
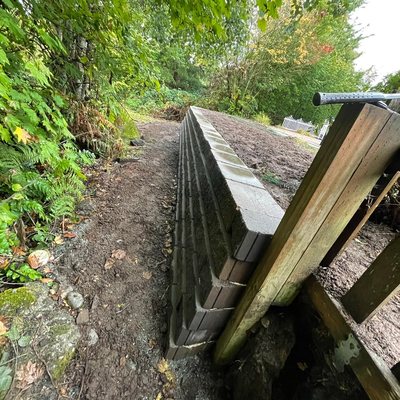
[274,112,400,304]
[306,276,400,400]
[321,170,400,267]
[342,236,400,323]
[214,104,398,364]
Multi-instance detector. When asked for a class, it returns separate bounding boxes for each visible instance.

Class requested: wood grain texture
[342,236,400,323]
[306,276,400,400]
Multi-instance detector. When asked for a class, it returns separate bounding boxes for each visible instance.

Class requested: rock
[0,283,80,399]
[88,329,99,346]
[91,294,100,311]
[115,157,140,164]
[76,309,89,325]
[27,250,50,269]
[229,311,295,400]
[66,291,84,310]
[76,199,95,216]
[130,138,145,146]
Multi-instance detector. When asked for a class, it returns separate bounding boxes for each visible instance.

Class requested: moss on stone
[0,287,36,315]
[49,323,71,338]
[52,349,75,381]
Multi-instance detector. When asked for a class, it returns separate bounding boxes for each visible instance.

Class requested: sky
[350,0,400,84]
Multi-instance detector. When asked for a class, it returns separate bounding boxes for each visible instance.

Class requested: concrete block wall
[166,107,284,360]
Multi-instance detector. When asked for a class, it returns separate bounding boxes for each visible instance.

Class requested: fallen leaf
[15,361,44,389]
[0,320,8,336]
[155,393,162,400]
[12,246,26,256]
[142,271,152,280]
[42,266,52,274]
[63,232,77,239]
[119,356,127,368]
[0,256,10,270]
[53,235,64,245]
[104,258,115,270]
[111,249,126,260]
[40,278,54,284]
[27,250,50,269]
[13,127,33,144]
[157,358,175,384]
[59,387,67,396]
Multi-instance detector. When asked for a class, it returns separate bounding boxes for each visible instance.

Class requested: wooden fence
[214,103,400,399]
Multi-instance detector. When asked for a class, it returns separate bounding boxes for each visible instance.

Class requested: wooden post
[342,236,400,323]
[214,104,400,365]
[321,170,399,267]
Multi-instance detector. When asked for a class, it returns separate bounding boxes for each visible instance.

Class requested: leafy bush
[0,5,94,254]
[127,86,200,116]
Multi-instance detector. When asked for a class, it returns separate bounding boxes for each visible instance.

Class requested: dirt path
[58,120,225,399]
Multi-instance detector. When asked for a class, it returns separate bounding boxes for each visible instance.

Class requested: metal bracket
[333,333,361,372]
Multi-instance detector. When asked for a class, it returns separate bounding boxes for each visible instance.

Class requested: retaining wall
[166,107,284,359]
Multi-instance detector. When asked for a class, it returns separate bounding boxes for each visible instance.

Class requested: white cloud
[351,0,400,83]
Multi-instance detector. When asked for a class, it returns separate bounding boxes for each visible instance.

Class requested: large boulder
[0,282,80,399]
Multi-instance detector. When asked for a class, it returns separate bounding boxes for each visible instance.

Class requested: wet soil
[59,120,225,399]
[203,108,400,367]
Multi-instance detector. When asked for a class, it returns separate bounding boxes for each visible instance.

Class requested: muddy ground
[203,108,399,368]
[57,121,226,399]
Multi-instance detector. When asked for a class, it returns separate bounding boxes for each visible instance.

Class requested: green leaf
[257,18,267,31]
[0,48,9,65]
[11,184,22,192]
[53,94,64,107]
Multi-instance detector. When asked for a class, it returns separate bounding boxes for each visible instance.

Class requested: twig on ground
[77,347,89,400]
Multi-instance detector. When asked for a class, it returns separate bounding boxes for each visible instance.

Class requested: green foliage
[5,263,42,283]
[262,171,283,186]
[0,2,95,254]
[127,86,200,115]
[205,2,364,124]
[254,113,272,126]
[374,70,400,93]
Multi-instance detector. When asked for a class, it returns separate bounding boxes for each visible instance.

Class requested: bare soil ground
[54,108,398,399]
[58,120,226,399]
[202,109,399,368]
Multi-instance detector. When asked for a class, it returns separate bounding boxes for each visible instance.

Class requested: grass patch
[293,138,318,154]
[262,171,283,186]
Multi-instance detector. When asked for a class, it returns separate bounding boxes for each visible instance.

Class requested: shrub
[254,113,271,126]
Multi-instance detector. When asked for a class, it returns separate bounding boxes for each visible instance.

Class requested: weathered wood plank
[214,104,396,364]
[306,276,400,400]
[342,236,400,323]
[274,113,400,304]
[321,170,400,267]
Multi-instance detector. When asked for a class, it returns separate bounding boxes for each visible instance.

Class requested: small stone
[130,139,145,147]
[88,329,99,346]
[76,309,89,325]
[66,291,84,310]
[127,360,137,371]
[91,294,100,311]
[27,250,50,269]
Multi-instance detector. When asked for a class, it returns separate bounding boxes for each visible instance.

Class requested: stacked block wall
[166,107,284,360]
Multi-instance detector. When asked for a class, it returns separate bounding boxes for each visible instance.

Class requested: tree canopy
[0,0,373,280]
